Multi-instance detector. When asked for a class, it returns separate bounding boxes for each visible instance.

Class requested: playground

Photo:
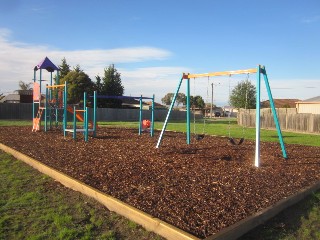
[1,58,319,238]
[0,126,319,238]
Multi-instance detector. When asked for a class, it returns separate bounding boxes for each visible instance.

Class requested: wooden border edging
[204,181,320,240]
[0,143,199,240]
[1,143,319,240]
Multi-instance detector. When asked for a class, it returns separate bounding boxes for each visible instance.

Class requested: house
[144,101,167,110]
[296,96,320,114]
[121,98,167,110]
[223,106,237,117]
[0,90,33,103]
[121,98,145,109]
[261,99,300,108]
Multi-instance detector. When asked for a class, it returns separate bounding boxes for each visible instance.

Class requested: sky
[0,0,319,106]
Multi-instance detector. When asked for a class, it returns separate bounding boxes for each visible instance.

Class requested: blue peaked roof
[34,57,59,72]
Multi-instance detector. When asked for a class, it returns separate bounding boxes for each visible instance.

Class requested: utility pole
[210,82,220,118]
[210,83,213,118]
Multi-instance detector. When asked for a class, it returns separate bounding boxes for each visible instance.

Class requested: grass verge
[239,190,320,240]
[0,151,163,240]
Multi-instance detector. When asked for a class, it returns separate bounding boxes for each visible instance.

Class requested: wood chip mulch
[1,126,319,238]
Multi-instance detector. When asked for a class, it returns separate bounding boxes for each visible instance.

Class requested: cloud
[301,15,320,23]
[1,28,318,105]
[119,67,190,101]
[0,28,173,95]
[261,78,320,101]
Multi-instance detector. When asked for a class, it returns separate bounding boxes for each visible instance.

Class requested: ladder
[32,107,44,132]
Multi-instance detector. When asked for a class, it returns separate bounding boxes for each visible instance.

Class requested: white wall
[296,103,320,114]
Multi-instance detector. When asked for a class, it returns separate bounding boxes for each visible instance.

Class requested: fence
[0,103,192,122]
[0,103,33,120]
[238,108,320,134]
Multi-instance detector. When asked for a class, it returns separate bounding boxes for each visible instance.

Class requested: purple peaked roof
[34,57,59,72]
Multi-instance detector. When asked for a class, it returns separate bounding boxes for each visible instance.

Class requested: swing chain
[228,74,232,139]
[242,73,250,139]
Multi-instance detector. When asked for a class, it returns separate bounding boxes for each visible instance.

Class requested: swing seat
[195,134,205,140]
[229,137,244,145]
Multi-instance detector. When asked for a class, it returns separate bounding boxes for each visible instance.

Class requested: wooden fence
[238,108,320,134]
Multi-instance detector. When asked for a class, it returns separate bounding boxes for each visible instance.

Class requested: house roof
[261,99,300,108]
[145,101,167,109]
[298,96,320,102]
[0,94,20,103]
[14,90,33,95]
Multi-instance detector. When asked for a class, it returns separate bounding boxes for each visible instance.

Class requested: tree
[61,69,95,104]
[176,93,186,106]
[74,64,82,72]
[161,93,174,105]
[229,80,256,109]
[95,75,103,93]
[98,64,124,108]
[190,95,205,110]
[161,93,186,106]
[58,57,71,81]
[19,81,32,90]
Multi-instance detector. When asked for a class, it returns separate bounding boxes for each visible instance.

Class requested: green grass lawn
[0,151,163,240]
[99,118,320,147]
[239,190,320,240]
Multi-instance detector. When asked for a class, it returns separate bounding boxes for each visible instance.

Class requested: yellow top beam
[184,68,258,79]
[46,84,66,89]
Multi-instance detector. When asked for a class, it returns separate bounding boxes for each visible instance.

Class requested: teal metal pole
[83,92,87,112]
[139,95,142,135]
[262,67,288,159]
[93,91,97,137]
[49,72,53,129]
[32,70,36,125]
[255,65,261,167]
[50,72,52,99]
[73,106,76,139]
[151,94,155,137]
[156,76,184,148]
[55,70,60,128]
[39,69,42,100]
[44,86,48,132]
[85,107,89,142]
[56,70,60,85]
[39,69,42,131]
[63,83,67,137]
[83,92,86,136]
[55,107,58,128]
[186,78,191,144]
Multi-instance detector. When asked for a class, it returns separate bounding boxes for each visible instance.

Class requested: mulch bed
[1,126,320,238]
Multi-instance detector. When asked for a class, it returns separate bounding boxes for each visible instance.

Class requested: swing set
[226,73,251,146]
[156,65,288,167]
[191,76,209,141]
